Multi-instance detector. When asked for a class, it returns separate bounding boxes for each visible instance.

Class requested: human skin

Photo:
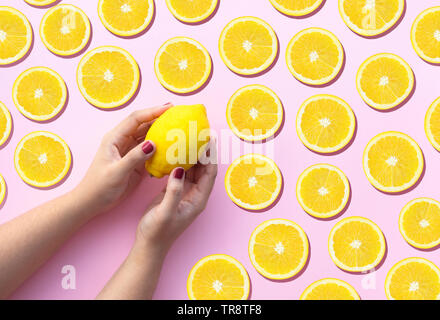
[0,103,217,299]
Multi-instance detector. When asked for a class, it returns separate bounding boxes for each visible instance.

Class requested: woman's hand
[73,103,172,216]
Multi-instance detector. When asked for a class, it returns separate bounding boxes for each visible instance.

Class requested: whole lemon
[145,104,210,178]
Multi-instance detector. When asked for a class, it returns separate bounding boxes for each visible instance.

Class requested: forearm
[0,188,96,298]
[96,241,166,300]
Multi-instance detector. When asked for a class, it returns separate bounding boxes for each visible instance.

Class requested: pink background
[1,0,440,300]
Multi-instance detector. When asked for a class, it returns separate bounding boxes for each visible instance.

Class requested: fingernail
[174,167,185,180]
[164,102,172,107]
[142,141,154,154]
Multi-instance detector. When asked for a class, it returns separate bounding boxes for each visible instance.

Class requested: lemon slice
[24,0,58,6]
[399,198,440,250]
[297,94,355,153]
[98,0,155,37]
[411,7,440,64]
[154,37,211,94]
[249,219,309,280]
[0,101,12,147]
[219,16,278,76]
[286,28,344,86]
[385,257,440,300]
[226,84,283,142]
[363,131,424,193]
[339,0,405,37]
[225,154,282,211]
[77,46,140,109]
[297,164,350,219]
[0,7,32,65]
[0,174,5,206]
[13,67,67,121]
[187,254,250,300]
[268,0,323,17]
[40,4,91,56]
[165,0,218,23]
[425,97,440,151]
[329,216,386,272]
[300,278,360,300]
[356,53,414,110]
[14,131,71,188]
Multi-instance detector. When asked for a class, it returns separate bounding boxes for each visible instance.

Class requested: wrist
[68,185,104,219]
[130,237,168,265]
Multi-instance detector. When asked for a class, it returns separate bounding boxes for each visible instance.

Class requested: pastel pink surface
[1,0,440,300]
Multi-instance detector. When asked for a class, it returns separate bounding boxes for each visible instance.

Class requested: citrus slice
[0,174,5,206]
[286,28,344,86]
[425,97,440,152]
[187,254,250,300]
[0,101,12,147]
[356,53,414,110]
[0,7,32,65]
[14,131,71,188]
[40,4,91,56]
[268,0,323,17]
[300,278,360,300]
[13,67,67,121]
[338,0,405,37]
[363,131,424,193]
[219,17,278,76]
[399,198,440,250]
[297,164,350,219]
[226,84,283,141]
[24,0,58,6]
[165,0,218,23]
[154,37,211,94]
[385,257,440,300]
[98,0,155,37]
[297,94,355,153]
[225,154,282,211]
[411,7,440,64]
[77,46,140,109]
[328,216,386,272]
[249,219,309,280]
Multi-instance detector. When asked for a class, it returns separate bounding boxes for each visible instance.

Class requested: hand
[135,138,218,255]
[72,103,172,216]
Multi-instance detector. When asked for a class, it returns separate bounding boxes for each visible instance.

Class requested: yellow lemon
[297,94,355,153]
[24,0,58,6]
[187,254,250,300]
[226,84,283,142]
[0,174,5,206]
[300,278,360,300]
[219,17,278,76]
[425,97,440,151]
[40,4,91,56]
[385,257,440,300]
[328,216,386,272]
[399,198,440,250]
[286,28,344,86]
[411,7,440,64]
[363,131,424,193]
[14,131,71,188]
[268,0,323,17]
[297,164,350,219]
[166,0,218,23]
[249,219,309,280]
[145,104,210,178]
[356,53,414,110]
[155,37,211,94]
[225,154,282,211]
[0,7,32,65]
[13,67,67,121]
[0,101,12,147]
[339,0,405,37]
[77,46,140,109]
[98,0,155,37]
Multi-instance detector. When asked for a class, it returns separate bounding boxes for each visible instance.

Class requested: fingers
[194,137,218,196]
[117,140,156,177]
[158,167,185,216]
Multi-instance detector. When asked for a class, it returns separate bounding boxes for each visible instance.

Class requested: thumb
[158,167,185,215]
[118,140,155,175]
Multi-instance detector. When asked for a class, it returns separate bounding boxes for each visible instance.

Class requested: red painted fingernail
[174,167,185,180]
[164,102,172,107]
[142,141,154,154]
